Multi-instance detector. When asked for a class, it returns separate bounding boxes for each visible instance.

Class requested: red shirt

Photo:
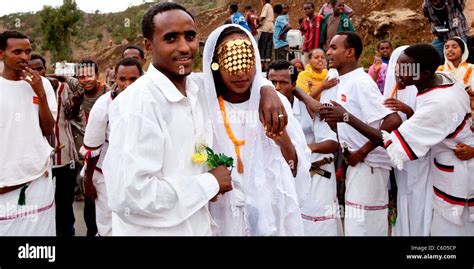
[301,15,323,52]
[245,11,258,36]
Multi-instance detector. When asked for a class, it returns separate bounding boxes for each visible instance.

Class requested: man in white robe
[320,32,402,236]
[0,31,57,235]
[81,58,144,236]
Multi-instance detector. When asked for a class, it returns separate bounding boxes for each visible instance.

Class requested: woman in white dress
[202,24,312,236]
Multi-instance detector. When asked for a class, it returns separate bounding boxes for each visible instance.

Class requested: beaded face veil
[211,39,256,75]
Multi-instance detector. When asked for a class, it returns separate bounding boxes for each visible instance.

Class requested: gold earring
[211,62,219,71]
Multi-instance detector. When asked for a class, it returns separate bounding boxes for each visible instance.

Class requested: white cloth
[392,157,432,236]
[344,162,389,236]
[383,45,418,122]
[92,170,111,236]
[431,204,474,236]
[81,91,114,168]
[293,98,342,236]
[335,68,394,170]
[259,3,274,33]
[384,46,433,236]
[202,24,310,236]
[0,76,57,187]
[320,68,339,103]
[383,73,474,228]
[81,91,115,236]
[102,64,219,236]
[0,171,55,236]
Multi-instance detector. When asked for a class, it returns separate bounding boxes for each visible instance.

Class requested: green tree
[38,0,82,62]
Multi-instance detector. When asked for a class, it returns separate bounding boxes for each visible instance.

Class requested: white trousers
[392,165,433,236]
[0,171,55,236]
[301,163,343,236]
[93,170,112,236]
[431,204,474,236]
[344,162,390,236]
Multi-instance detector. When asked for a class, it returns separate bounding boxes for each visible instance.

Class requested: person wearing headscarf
[437,37,474,117]
[296,48,338,99]
[202,24,311,236]
[383,46,432,236]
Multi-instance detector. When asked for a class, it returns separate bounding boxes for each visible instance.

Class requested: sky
[0,0,154,16]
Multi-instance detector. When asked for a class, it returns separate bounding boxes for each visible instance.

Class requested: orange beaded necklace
[218,96,245,174]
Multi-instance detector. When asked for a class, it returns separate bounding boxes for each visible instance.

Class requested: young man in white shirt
[319,32,402,236]
[321,43,474,236]
[102,3,287,236]
[81,58,144,236]
[0,31,57,235]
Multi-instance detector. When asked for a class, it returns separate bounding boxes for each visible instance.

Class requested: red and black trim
[433,158,454,172]
[83,144,102,151]
[416,84,453,97]
[384,139,392,149]
[433,186,474,206]
[95,167,103,174]
[446,113,472,139]
[393,130,418,160]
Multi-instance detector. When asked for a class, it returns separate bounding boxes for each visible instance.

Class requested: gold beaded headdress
[211,39,255,75]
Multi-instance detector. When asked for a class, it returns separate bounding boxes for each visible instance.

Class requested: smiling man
[0,30,57,235]
[319,32,402,236]
[101,2,234,236]
[102,2,288,236]
[62,58,110,237]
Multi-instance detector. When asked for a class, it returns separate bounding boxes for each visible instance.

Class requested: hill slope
[1,0,472,76]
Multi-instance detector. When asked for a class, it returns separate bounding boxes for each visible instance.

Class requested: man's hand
[319,100,349,124]
[345,149,366,167]
[266,128,289,145]
[21,67,45,97]
[384,98,414,118]
[259,86,287,137]
[84,174,97,200]
[320,78,339,91]
[454,143,474,161]
[209,165,233,202]
[466,86,473,97]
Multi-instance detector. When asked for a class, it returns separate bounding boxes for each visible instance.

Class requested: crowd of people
[0,0,473,237]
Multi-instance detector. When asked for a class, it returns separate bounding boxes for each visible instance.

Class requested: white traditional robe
[334,68,395,236]
[383,73,474,236]
[383,46,432,236]
[81,91,117,236]
[0,76,57,235]
[293,98,343,236]
[102,64,219,236]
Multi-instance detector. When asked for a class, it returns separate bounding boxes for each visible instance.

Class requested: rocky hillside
[1,0,473,77]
